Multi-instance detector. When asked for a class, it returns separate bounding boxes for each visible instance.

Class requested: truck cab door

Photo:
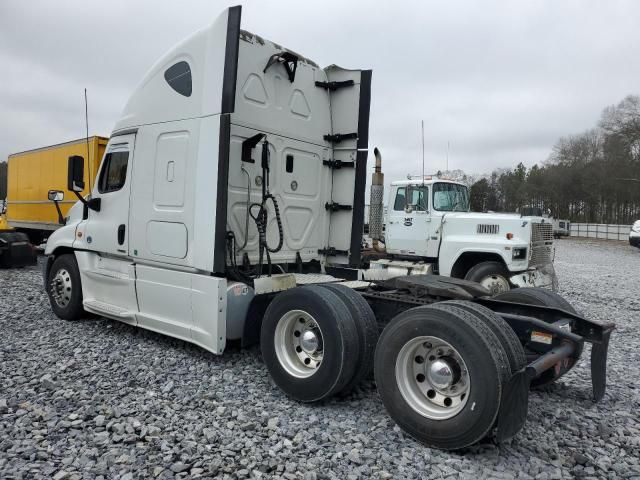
[82,134,135,256]
[73,133,138,324]
[386,185,431,257]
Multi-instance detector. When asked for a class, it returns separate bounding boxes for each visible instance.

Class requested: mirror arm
[72,191,101,212]
[52,200,66,225]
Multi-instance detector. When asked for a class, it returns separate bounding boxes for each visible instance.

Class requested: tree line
[470,95,640,224]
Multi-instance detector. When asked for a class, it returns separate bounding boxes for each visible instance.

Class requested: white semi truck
[363,172,556,294]
[44,6,613,449]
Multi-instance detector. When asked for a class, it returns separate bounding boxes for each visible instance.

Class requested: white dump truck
[43,6,613,449]
[363,170,557,294]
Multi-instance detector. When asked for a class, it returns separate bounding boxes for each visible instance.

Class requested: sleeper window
[98,151,129,193]
[164,61,192,97]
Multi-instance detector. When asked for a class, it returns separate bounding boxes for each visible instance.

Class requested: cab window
[433,182,469,212]
[393,186,429,211]
[393,188,406,211]
[98,151,129,193]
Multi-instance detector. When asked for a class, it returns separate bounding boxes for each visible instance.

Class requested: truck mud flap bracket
[478,298,615,402]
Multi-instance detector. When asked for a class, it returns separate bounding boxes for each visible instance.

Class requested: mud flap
[591,327,612,402]
[496,369,531,442]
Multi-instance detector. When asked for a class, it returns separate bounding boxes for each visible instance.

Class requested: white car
[630,220,640,248]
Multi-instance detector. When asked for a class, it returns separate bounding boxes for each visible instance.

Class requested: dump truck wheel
[260,286,360,403]
[464,261,511,294]
[493,288,578,387]
[47,254,85,320]
[318,283,378,394]
[434,301,526,374]
[375,305,510,450]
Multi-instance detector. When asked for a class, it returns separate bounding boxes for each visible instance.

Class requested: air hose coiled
[249,193,283,276]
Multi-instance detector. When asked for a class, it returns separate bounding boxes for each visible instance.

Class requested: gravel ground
[1,238,639,480]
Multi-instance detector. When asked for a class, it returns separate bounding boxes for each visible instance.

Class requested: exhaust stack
[369,147,385,251]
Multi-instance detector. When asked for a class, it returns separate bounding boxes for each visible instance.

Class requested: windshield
[432,182,470,212]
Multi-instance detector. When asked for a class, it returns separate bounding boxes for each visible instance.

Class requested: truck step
[83,300,134,318]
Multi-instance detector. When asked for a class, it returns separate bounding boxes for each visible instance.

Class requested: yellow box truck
[6,136,107,243]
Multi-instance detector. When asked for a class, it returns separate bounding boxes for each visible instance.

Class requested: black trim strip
[110,128,138,138]
[213,115,231,274]
[221,6,242,114]
[214,6,242,273]
[349,69,372,266]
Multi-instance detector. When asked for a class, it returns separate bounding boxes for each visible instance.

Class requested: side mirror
[67,155,85,192]
[48,190,64,202]
[66,155,100,213]
[48,190,66,225]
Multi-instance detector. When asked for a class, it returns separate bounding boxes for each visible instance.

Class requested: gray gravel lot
[1,238,639,479]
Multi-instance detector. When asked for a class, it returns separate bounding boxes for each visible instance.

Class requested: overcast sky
[2,0,639,184]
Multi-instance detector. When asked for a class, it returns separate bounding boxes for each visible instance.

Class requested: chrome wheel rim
[395,336,470,420]
[274,310,324,378]
[479,274,510,294]
[51,268,72,308]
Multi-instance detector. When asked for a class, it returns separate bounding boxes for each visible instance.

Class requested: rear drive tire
[433,300,526,374]
[318,283,378,394]
[260,286,360,403]
[493,287,577,314]
[47,253,85,320]
[464,261,511,294]
[493,287,578,387]
[375,304,510,449]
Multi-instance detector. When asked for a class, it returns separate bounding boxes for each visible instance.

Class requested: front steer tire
[375,305,511,450]
[464,261,512,294]
[46,253,85,320]
[260,286,360,403]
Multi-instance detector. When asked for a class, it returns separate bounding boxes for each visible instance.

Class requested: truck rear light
[506,233,514,240]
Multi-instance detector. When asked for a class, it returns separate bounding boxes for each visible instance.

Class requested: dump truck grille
[530,222,554,266]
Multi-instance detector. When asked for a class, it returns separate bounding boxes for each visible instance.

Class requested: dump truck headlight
[513,247,527,260]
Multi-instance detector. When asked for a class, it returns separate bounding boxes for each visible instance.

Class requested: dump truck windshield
[433,182,469,212]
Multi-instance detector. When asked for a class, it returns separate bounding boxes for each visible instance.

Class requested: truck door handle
[117,224,126,245]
